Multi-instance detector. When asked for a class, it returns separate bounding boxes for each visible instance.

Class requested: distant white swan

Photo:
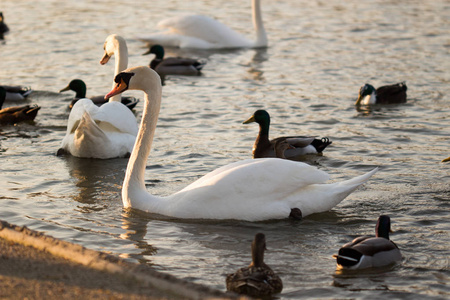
[138,0,267,49]
[105,66,378,221]
[58,35,138,159]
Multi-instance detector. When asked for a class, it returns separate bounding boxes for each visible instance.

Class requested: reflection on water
[119,210,157,264]
[63,156,128,208]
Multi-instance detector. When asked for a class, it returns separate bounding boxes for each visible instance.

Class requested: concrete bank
[0,220,245,299]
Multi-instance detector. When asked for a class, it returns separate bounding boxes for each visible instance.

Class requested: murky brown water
[1,0,449,298]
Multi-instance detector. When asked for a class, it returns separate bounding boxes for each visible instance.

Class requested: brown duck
[226,233,283,297]
[0,87,40,125]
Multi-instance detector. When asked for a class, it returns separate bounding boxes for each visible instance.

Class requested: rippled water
[1,0,449,298]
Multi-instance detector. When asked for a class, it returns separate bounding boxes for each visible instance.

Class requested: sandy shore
[0,220,245,299]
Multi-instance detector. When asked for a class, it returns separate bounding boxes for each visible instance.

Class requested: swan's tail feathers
[327,167,379,208]
[338,167,378,189]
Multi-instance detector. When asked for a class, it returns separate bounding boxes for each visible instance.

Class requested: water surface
[1,0,449,298]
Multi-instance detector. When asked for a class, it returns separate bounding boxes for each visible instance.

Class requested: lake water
[1,0,449,298]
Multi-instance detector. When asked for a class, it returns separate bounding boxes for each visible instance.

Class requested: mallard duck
[333,215,402,270]
[59,79,138,110]
[57,35,138,159]
[0,12,9,40]
[243,110,332,159]
[138,0,267,49]
[226,233,283,297]
[144,45,205,76]
[0,85,33,101]
[0,87,40,125]
[103,66,378,221]
[355,82,407,105]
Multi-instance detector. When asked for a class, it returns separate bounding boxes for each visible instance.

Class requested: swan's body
[333,215,402,270]
[106,66,378,221]
[1,85,33,101]
[356,83,407,105]
[226,233,283,297]
[243,110,332,159]
[60,79,138,110]
[144,45,205,76]
[58,35,138,159]
[138,0,267,49]
[0,87,40,125]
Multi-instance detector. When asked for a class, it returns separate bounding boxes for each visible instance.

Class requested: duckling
[59,79,138,110]
[355,82,407,105]
[0,85,33,101]
[243,110,332,159]
[0,87,40,125]
[144,44,205,76]
[333,215,402,270]
[0,12,9,40]
[226,233,283,297]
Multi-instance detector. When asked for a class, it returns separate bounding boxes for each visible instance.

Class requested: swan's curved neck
[252,0,267,48]
[110,42,129,102]
[122,71,162,208]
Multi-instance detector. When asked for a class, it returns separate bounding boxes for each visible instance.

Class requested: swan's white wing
[90,102,138,135]
[163,158,331,220]
[69,99,137,135]
[158,15,250,46]
[61,99,138,159]
[183,158,329,191]
[139,15,252,49]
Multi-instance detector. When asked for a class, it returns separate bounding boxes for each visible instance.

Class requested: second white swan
[58,35,138,159]
[106,66,378,221]
[138,0,267,49]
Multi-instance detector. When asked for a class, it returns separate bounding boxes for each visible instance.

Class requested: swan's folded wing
[179,158,330,194]
[157,14,248,46]
[92,102,138,135]
[68,100,137,136]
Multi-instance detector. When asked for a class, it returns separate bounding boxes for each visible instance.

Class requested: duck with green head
[144,44,205,76]
[226,233,283,297]
[243,109,332,159]
[0,87,40,125]
[59,79,138,110]
[355,82,407,105]
[333,215,402,270]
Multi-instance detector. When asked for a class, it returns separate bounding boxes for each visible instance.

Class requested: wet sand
[0,220,242,300]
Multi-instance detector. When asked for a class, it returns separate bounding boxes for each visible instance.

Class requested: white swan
[105,66,378,221]
[58,35,138,159]
[138,0,267,49]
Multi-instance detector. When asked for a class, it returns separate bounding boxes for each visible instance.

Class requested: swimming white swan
[58,35,138,159]
[105,66,378,221]
[138,0,267,49]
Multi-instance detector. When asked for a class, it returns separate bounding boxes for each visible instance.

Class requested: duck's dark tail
[311,137,332,153]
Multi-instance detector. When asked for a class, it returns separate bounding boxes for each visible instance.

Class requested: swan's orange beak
[105,79,127,100]
[100,52,111,65]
